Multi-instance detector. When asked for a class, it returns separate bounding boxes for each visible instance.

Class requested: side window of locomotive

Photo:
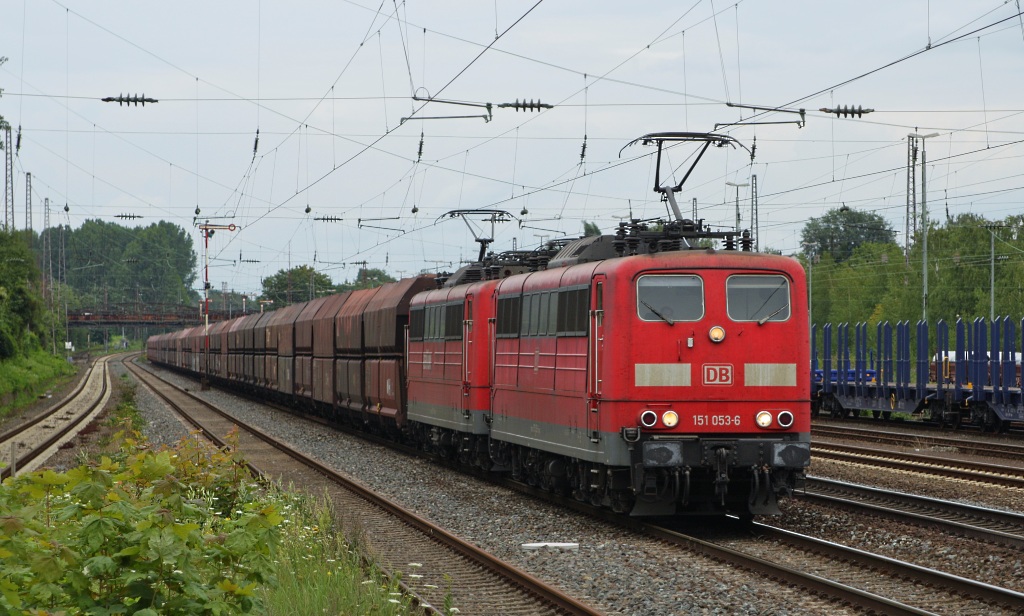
[546,291,559,335]
[556,287,589,336]
[409,307,425,341]
[518,291,561,337]
[444,302,464,340]
[726,275,791,322]
[496,295,522,338]
[636,275,704,322]
[520,294,534,336]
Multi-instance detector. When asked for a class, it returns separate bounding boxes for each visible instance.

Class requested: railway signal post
[198,222,236,390]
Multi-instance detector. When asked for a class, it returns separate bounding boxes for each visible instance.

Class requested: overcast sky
[3,1,1023,297]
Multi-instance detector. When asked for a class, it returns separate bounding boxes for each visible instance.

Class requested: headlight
[640,410,658,427]
[708,325,726,343]
[777,410,794,428]
[662,410,679,428]
[755,410,773,428]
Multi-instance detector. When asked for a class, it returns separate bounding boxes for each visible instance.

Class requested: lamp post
[726,181,749,234]
[801,242,819,329]
[909,132,938,322]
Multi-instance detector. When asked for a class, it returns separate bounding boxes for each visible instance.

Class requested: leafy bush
[0,427,281,614]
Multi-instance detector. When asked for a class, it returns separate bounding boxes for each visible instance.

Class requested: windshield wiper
[641,300,674,326]
[751,279,788,325]
[757,303,788,325]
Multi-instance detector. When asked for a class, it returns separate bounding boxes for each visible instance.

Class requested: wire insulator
[417,131,424,162]
[579,134,588,164]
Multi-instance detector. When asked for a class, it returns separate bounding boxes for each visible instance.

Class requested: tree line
[799,208,1024,332]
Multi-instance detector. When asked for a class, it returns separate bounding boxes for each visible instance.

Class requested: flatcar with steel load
[148,132,811,517]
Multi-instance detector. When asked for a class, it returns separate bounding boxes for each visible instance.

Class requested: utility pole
[750,174,759,251]
[905,138,918,262]
[801,242,819,329]
[991,228,995,321]
[4,125,13,231]
[909,132,938,322]
[984,224,1007,321]
[25,172,32,236]
[725,181,749,234]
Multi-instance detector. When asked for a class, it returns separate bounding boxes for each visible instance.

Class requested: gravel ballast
[128,361,1023,614]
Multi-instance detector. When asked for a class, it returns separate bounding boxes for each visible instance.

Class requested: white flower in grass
[388,599,400,604]
[407,562,423,568]
[409,574,423,579]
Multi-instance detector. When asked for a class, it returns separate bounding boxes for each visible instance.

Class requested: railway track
[801,476,1024,550]
[124,357,602,616]
[810,441,1024,488]
[0,355,112,480]
[813,422,1024,462]
[695,522,1024,615]
[508,479,1024,614]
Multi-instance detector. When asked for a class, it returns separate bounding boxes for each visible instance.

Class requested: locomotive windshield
[636,275,704,322]
[726,275,791,322]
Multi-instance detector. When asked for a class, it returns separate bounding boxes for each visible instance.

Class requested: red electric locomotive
[402,219,810,516]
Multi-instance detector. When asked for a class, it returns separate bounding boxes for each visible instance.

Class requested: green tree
[0,230,47,358]
[582,221,601,237]
[261,265,334,306]
[46,220,198,308]
[800,206,896,263]
[336,268,396,292]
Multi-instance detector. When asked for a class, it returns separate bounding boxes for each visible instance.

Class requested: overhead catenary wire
[17,1,1024,295]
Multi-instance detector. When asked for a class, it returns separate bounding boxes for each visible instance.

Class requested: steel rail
[811,442,1024,488]
[642,522,937,616]
[800,476,1024,549]
[813,423,1024,461]
[751,523,1024,611]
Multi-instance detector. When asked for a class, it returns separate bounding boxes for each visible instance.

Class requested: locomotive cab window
[726,275,791,322]
[636,275,703,323]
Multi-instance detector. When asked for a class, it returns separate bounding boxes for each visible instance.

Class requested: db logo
[703,364,733,386]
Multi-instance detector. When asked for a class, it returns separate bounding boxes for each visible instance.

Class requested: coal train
[147,132,811,517]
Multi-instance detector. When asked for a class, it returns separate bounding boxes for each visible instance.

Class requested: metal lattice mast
[905,137,918,262]
[43,198,51,302]
[750,174,759,251]
[4,126,14,231]
[25,172,32,234]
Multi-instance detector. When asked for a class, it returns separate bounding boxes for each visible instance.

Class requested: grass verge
[260,490,420,615]
[0,350,76,419]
